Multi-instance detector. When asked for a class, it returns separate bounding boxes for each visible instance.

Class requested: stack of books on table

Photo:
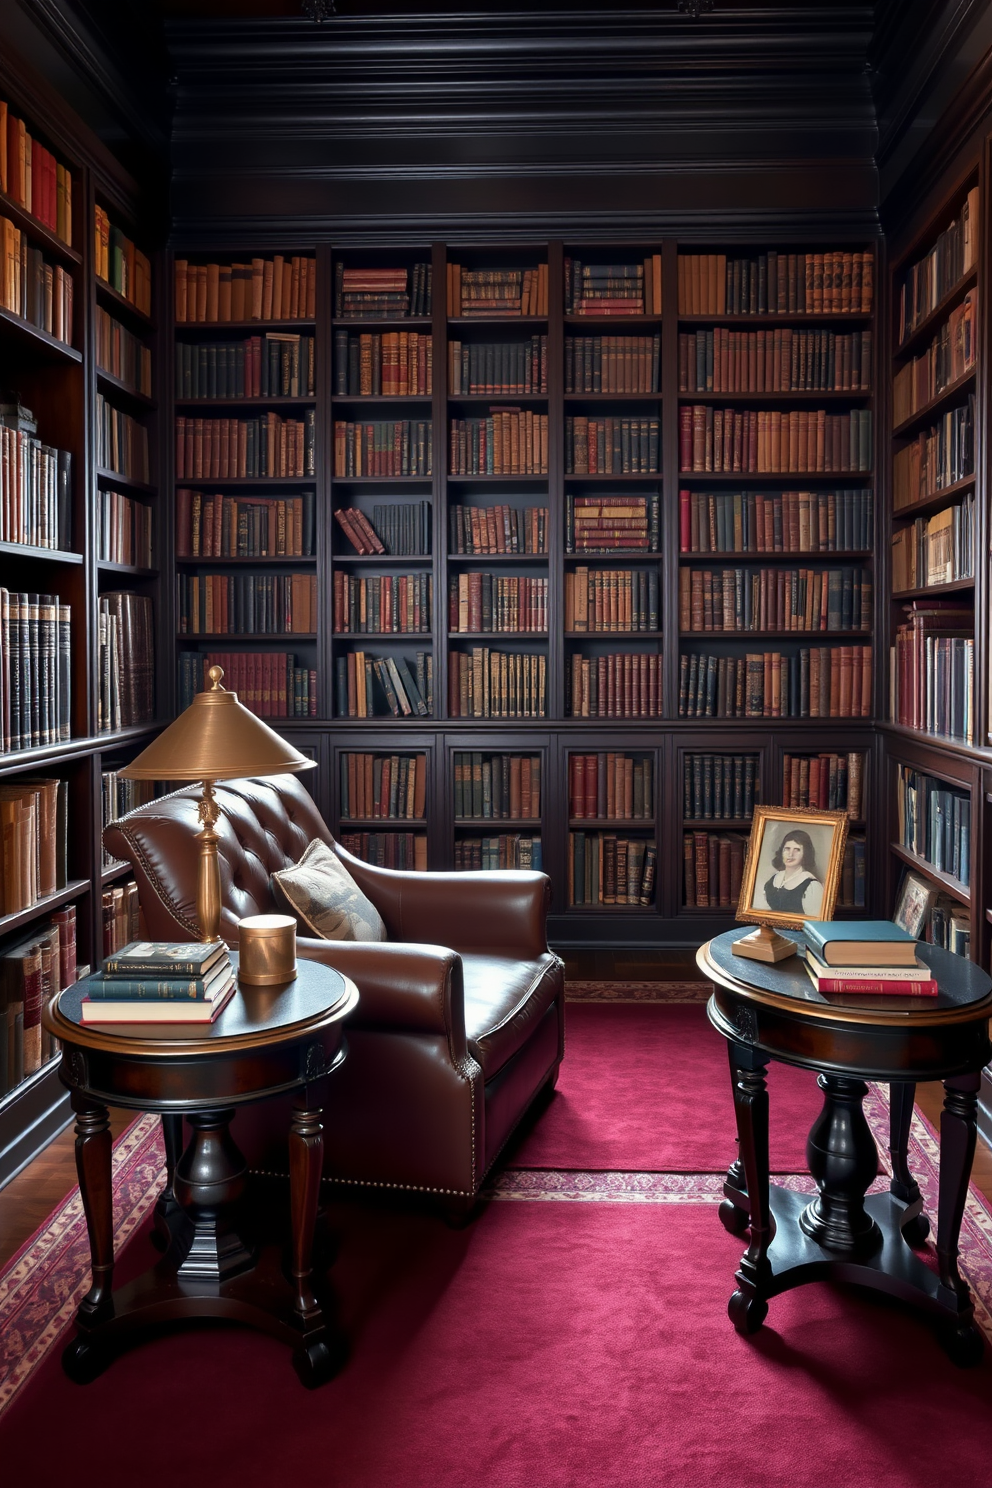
[78,942,236,1024]
[802,921,937,996]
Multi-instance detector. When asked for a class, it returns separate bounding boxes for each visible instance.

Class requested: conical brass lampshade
[120,666,316,783]
[119,667,315,944]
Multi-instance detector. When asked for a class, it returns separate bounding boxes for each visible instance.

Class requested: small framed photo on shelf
[733,805,849,962]
[893,869,937,940]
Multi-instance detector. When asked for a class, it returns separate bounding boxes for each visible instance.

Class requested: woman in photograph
[762,828,823,915]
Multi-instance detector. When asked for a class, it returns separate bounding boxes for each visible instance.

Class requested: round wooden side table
[699,929,992,1365]
[42,952,359,1388]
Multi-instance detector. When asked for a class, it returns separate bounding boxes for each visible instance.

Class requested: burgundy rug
[506,1001,823,1173]
[4,988,992,1488]
[4,1198,992,1488]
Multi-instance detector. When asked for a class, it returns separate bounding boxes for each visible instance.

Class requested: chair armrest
[334,845,552,958]
[295,938,466,1056]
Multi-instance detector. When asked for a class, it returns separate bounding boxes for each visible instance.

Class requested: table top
[701,928,992,1028]
[45,950,358,1058]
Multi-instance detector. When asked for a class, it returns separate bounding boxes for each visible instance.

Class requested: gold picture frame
[732,805,849,962]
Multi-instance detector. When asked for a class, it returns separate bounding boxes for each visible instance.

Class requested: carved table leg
[719,1040,750,1238]
[937,1073,984,1366]
[800,1074,879,1254]
[727,1042,772,1335]
[62,1093,114,1381]
[171,1110,255,1281]
[152,1113,184,1253]
[889,1080,929,1246]
[288,1085,344,1387]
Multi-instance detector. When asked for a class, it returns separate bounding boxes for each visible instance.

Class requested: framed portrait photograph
[736,805,849,933]
[893,869,937,940]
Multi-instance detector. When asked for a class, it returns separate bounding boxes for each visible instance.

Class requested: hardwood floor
[1,955,989,1269]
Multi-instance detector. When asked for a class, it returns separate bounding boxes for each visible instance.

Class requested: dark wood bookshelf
[96,277,155,332]
[890,368,977,439]
[892,474,976,520]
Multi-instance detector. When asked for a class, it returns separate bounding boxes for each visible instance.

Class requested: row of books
[334,262,431,320]
[890,496,974,591]
[565,335,660,394]
[340,752,427,822]
[2,909,77,1092]
[896,765,970,886]
[892,398,975,508]
[97,488,152,569]
[448,647,547,719]
[178,651,316,718]
[782,750,863,817]
[0,777,68,912]
[448,573,547,634]
[1,590,71,752]
[569,752,653,821]
[447,264,549,318]
[892,290,977,426]
[333,419,432,478]
[449,337,546,396]
[334,330,432,397]
[334,571,432,634]
[95,395,150,484]
[679,488,872,555]
[565,568,660,633]
[567,652,662,718]
[896,188,978,346]
[0,220,74,346]
[97,591,153,733]
[177,572,317,635]
[890,609,973,745]
[95,208,152,316]
[569,834,657,906]
[677,251,874,316]
[175,334,315,401]
[97,307,152,398]
[449,411,549,476]
[678,328,872,393]
[683,754,758,821]
[454,752,541,821]
[449,503,546,555]
[566,493,660,553]
[177,491,315,558]
[175,413,316,481]
[176,256,316,324]
[101,772,155,868]
[335,501,430,557]
[679,406,873,474]
[1,101,73,244]
[565,416,660,475]
[339,832,428,871]
[678,646,873,719]
[335,650,433,718]
[102,878,141,957]
[683,831,747,908]
[0,402,72,550]
[925,896,970,958]
[565,258,662,317]
[455,835,542,871]
[678,566,872,634]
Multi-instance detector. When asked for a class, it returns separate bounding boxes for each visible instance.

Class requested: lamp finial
[207,665,225,690]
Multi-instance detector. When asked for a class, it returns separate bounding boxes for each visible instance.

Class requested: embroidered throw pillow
[270,838,386,942]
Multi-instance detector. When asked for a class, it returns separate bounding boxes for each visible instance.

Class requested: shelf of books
[164,238,880,942]
[0,63,165,1183]
[881,163,985,978]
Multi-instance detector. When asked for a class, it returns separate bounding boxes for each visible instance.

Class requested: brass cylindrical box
[237,914,297,985]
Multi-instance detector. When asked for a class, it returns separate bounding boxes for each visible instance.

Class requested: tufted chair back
[103,773,330,944]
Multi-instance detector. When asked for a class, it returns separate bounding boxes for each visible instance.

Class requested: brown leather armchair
[103,774,564,1210]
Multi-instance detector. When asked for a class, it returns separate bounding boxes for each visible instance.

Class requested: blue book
[804,920,916,967]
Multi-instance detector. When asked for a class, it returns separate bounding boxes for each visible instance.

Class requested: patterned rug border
[0,1113,164,1418]
[566,980,710,1002]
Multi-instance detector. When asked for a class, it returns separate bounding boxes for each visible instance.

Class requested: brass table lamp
[120,665,316,942]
